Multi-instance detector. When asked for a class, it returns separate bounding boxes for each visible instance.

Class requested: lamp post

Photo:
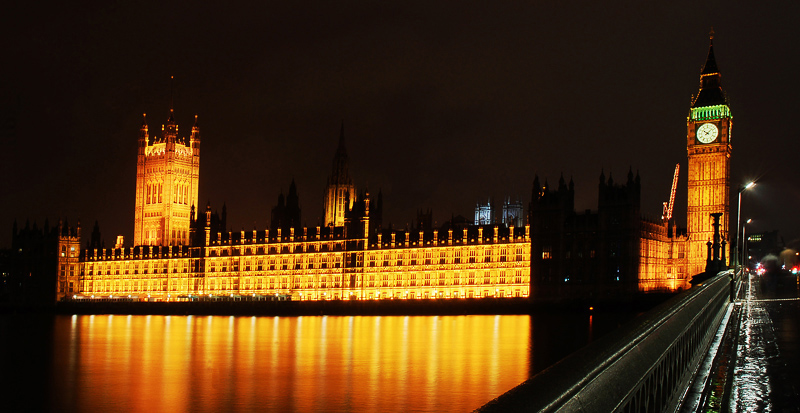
[735,181,755,270]
[741,218,751,271]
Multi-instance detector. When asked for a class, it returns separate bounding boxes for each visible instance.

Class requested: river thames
[2,312,634,412]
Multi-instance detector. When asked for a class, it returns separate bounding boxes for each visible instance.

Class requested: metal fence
[479,271,734,412]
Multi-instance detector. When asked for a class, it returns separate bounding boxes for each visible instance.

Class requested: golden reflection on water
[54,315,530,412]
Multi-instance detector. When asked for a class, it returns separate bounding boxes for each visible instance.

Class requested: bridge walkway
[697,271,800,411]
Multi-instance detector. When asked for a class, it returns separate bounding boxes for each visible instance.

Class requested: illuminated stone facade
[133,106,201,246]
[637,220,688,292]
[80,226,531,301]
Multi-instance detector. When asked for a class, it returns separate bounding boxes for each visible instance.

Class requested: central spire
[323,122,355,227]
[331,121,349,180]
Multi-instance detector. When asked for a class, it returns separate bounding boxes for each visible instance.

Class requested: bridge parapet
[479,270,734,412]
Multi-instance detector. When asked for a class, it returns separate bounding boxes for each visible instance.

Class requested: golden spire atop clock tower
[686,31,732,276]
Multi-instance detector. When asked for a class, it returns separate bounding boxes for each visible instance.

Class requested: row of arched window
[145,182,191,205]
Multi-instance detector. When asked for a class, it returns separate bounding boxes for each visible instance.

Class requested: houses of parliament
[40,36,732,303]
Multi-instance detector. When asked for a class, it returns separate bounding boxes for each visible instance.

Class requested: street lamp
[735,181,755,270]
[741,218,752,271]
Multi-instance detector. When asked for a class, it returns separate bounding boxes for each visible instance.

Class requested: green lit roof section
[691,104,731,121]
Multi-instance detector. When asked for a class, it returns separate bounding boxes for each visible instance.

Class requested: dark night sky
[2,1,799,248]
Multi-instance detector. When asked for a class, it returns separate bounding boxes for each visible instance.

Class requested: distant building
[474,198,523,227]
[746,231,783,266]
[270,180,302,234]
[475,200,493,225]
[501,197,524,227]
[2,219,79,304]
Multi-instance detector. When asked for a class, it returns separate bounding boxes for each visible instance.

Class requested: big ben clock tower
[686,31,732,276]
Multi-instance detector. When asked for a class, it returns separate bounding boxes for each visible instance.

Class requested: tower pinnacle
[700,35,719,76]
[168,76,175,123]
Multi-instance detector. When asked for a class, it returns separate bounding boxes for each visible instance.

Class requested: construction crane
[662,164,680,221]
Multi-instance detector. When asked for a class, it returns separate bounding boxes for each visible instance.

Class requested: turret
[191,114,201,150]
[139,113,149,151]
[204,202,212,246]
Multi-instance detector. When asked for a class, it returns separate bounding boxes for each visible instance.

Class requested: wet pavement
[730,271,800,411]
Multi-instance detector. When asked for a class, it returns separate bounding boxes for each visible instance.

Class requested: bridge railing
[479,271,734,412]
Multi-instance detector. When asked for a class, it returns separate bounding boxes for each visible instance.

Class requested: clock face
[696,123,719,144]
